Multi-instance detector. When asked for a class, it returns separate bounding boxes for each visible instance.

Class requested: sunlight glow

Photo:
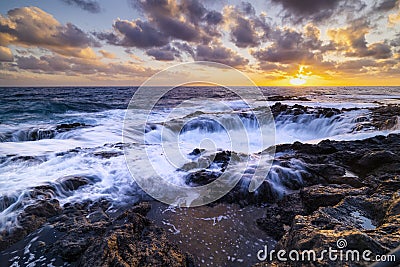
[289,66,311,86]
[290,77,307,85]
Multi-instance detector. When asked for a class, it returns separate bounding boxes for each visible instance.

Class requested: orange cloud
[0,6,98,59]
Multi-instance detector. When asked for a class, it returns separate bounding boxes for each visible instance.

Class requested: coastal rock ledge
[1,133,400,266]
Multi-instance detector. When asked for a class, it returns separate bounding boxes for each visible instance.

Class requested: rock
[23,199,61,218]
[56,176,96,191]
[256,193,305,240]
[371,105,400,130]
[0,176,99,251]
[0,198,62,251]
[188,148,205,156]
[301,185,369,213]
[92,151,123,159]
[267,96,311,102]
[51,202,194,266]
[55,122,86,132]
[357,151,399,173]
[185,170,220,186]
[1,201,194,266]
[306,164,346,179]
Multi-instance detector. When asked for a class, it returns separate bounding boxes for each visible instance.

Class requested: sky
[0,0,400,86]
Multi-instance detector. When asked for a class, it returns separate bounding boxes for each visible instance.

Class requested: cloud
[195,43,249,67]
[133,0,203,42]
[0,46,13,62]
[335,59,377,73]
[146,45,180,61]
[173,41,195,58]
[204,10,223,25]
[99,49,116,59]
[375,0,399,11]
[0,7,99,58]
[94,0,220,49]
[251,26,323,65]
[271,0,342,22]
[61,0,101,13]
[95,19,168,48]
[223,4,270,48]
[270,0,369,23]
[328,20,393,59]
[15,54,155,77]
[389,11,400,25]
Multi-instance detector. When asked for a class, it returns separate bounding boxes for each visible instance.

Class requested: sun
[289,66,310,86]
[290,77,307,86]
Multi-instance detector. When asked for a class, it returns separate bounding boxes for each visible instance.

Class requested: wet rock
[188,148,205,156]
[256,193,306,240]
[92,151,123,159]
[370,105,400,130]
[55,122,87,132]
[185,170,220,186]
[325,175,366,188]
[306,163,346,179]
[356,150,399,173]
[56,176,96,191]
[1,201,194,266]
[0,198,62,251]
[267,96,311,102]
[301,185,369,213]
[22,199,61,218]
[0,176,98,250]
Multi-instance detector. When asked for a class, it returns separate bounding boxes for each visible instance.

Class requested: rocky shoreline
[1,104,399,266]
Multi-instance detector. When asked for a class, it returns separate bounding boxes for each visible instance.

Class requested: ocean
[1,86,400,223]
[1,86,400,265]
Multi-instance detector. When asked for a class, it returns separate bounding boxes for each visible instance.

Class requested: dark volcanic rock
[252,133,400,266]
[0,176,96,251]
[301,185,369,213]
[55,122,87,132]
[1,201,194,267]
[356,150,399,173]
[185,170,220,186]
[370,105,400,130]
[267,95,311,102]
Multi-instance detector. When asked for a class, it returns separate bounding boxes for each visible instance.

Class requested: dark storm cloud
[131,0,222,43]
[328,19,393,60]
[61,0,101,13]
[231,16,260,48]
[204,11,223,25]
[95,19,168,48]
[195,44,249,67]
[132,0,201,42]
[225,3,271,48]
[96,0,223,50]
[335,59,376,72]
[173,41,195,58]
[251,27,323,64]
[346,43,393,59]
[157,16,200,42]
[375,0,399,11]
[180,0,207,25]
[390,33,400,46]
[271,0,342,22]
[146,45,180,61]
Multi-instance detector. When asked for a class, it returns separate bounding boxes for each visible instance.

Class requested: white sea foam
[1,96,399,231]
